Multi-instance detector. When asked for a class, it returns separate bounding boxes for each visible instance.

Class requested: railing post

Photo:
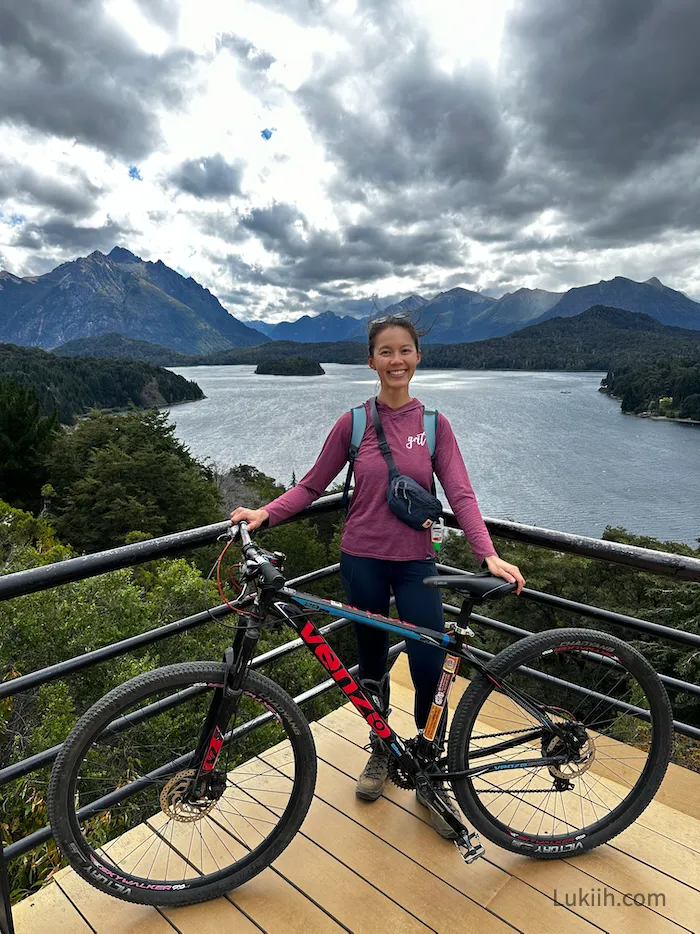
[0,841,15,934]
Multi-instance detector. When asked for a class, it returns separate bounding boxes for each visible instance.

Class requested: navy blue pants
[339,552,445,729]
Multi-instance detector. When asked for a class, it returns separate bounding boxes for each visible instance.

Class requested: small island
[255,357,325,376]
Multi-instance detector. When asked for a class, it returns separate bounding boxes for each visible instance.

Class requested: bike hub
[159,769,226,822]
[545,722,596,780]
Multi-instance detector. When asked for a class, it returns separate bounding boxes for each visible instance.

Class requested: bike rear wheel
[448,629,673,857]
[48,663,317,906]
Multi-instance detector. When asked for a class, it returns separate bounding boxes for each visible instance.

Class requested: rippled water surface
[166,365,700,545]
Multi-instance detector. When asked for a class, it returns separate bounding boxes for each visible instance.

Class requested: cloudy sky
[2,0,700,322]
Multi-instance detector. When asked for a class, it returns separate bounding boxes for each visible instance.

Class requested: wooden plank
[13,880,93,934]
[320,704,695,933]
[149,805,348,930]
[300,726,602,934]
[162,899,261,934]
[223,864,346,934]
[258,745,516,934]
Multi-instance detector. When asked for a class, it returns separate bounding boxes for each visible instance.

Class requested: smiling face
[368,324,422,392]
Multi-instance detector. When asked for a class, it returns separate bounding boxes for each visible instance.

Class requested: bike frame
[190,582,569,797]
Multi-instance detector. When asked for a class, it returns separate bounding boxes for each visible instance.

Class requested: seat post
[454,598,474,635]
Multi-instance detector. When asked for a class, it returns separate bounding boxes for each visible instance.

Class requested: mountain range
[3,246,700,353]
[257,278,700,344]
[245,277,700,345]
[0,247,267,354]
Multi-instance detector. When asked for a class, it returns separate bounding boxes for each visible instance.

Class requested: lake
[166,365,700,546]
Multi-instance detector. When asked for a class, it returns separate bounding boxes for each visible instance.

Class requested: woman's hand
[230,506,269,532]
[484,554,525,595]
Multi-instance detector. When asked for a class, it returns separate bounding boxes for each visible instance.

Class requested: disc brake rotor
[159,769,219,822]
[546,732,596,779]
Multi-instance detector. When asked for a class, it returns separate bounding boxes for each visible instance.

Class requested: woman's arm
[232,411,353,530]
[433,413,525,593]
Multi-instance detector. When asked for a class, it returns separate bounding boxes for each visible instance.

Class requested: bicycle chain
[477,787,571,795]
[472,728,541,740]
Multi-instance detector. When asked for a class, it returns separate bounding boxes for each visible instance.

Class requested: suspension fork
[189,604,264,794]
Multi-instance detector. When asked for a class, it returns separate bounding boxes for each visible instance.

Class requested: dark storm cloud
[169,154,244,199]
[0,0,195,159]
[0,159,103,216]
[296,42,509,193]
[498,0,700,250]
[250,0,700,290]
[239,203,305,250]
[504,0,700,177]
[12,216,129,253]
[232,199,464,290]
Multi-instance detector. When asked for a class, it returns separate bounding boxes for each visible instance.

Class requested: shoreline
[637,412,700,425]
[601,390,700,425]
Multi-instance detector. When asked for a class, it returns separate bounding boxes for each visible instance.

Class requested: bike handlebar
[230,520,286,591]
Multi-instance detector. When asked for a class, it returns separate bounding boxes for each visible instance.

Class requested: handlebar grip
[258,560,285,591]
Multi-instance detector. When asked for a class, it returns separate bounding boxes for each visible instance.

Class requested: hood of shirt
[372,397,423,420]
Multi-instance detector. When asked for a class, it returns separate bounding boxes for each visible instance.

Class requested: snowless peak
[108,246,141,263]
[645,276,663,287]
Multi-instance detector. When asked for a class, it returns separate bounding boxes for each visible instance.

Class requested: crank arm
[414,774,484,860]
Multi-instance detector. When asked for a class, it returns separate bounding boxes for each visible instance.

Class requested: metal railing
[1,492,699,933]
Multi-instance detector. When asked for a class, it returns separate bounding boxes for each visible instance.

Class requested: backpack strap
[423,407,438,463]
[341,405,366,509]
[423,406,439,494]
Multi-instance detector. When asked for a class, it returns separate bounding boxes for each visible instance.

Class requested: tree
[47,410,223,552]
[0,378,58,513]
[680,393,700,420]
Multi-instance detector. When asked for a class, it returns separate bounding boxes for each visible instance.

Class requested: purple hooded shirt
[264,397,497,563]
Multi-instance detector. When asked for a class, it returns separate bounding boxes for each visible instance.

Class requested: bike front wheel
[448,628,673,857]
[48,663,317,906]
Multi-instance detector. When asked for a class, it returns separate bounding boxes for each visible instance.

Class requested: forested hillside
[0,343,203,423]
[601,358,700,419]
[54,333,191,366]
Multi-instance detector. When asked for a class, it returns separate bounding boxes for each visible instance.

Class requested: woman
[231,315,525,837]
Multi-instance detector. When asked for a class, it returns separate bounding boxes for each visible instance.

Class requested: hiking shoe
[416,785,461,839]
[355,742,390,801]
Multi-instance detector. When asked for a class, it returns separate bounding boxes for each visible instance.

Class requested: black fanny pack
[370,396,443,531]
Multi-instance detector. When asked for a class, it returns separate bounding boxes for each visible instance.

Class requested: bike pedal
[455,832,485,864]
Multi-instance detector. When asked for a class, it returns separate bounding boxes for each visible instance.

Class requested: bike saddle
[423,571,517,604]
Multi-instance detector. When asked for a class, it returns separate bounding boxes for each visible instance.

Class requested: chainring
[387,756,415,790]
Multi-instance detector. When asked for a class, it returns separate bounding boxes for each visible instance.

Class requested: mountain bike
[47,521,673,907]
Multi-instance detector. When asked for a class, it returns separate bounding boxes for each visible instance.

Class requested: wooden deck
[13,655,700,934]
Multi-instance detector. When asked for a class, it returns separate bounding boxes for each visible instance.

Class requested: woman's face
[369,325,421,391]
